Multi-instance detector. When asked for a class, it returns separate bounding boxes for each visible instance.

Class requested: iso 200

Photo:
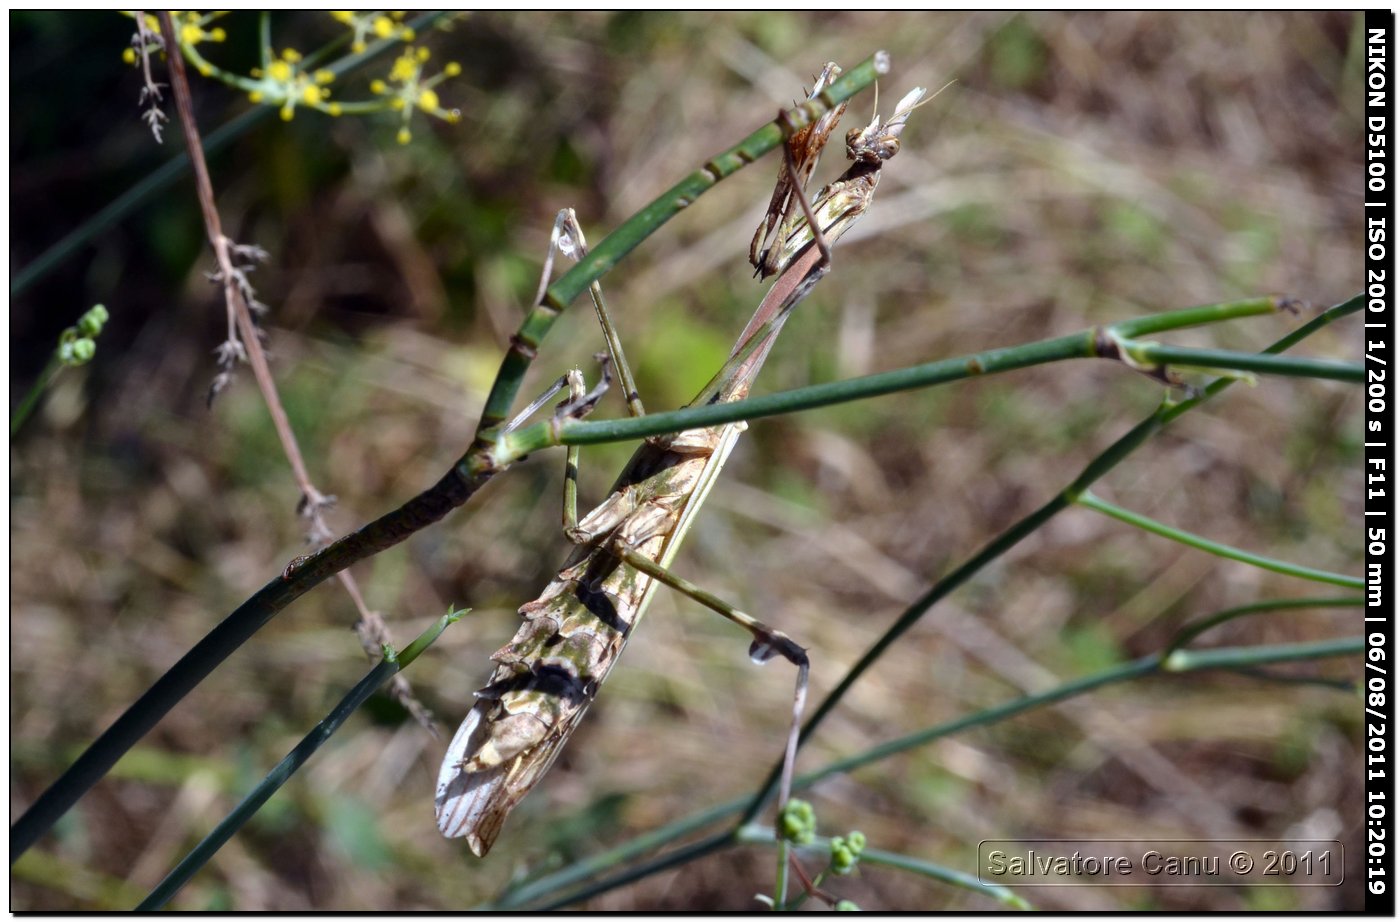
[1262,850,1332,875]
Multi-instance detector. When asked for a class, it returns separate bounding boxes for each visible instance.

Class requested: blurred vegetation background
[11,11,1363,910]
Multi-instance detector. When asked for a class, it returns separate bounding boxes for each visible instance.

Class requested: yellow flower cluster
[329,11,415,53]
[119,12,462,143]
[369,46,462,143]
[249,48,339,121]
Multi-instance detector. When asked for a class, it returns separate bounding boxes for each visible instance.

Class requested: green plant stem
[496,298,1360,460]
[136,608,464,911]
[775,839,791,910]
[10,354,60,437]
[855,848,1029,911]
[511,331,1093,455]
[1108,297,1283,336]
[1163,635,1359,671]
[258,11,272,69]
[1165,596,1362,654]
[1121,341,1362,382]
[1077,491,1363,589]
[511,635,1357,910]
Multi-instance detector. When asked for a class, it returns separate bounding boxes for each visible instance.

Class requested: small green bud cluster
[58,305,109,367]
[829,830,867,875]
[771,799,872,910]
[779,798,817,846]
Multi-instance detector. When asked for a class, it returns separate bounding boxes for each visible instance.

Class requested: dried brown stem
[156,12,433,731]
[132,11,168,142]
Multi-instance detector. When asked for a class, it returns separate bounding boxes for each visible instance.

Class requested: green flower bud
[69,338,96,364]
[779,799,816,845]
[835,900,861,911]
[78,304,109,337]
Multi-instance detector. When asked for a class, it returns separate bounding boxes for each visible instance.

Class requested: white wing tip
[435,706,503,854]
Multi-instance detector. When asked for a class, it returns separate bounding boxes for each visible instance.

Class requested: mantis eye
[844,126,862,159]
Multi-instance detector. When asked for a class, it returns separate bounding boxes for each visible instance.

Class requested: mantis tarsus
[435,68,927,865]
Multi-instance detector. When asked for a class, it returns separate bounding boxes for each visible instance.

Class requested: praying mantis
[435,64,928,860]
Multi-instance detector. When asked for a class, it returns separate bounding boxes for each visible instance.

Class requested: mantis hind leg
[610,541,811,874]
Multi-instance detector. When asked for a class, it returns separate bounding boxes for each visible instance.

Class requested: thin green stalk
[1077,491,1363,589]
[1223,669,1353,691]
[1109,297,1283,336]
[775,839,791,910]
[855,847,1030,910]
[804,658,1159,787]
[1158,294,1362,428]
[505,331,1091,456]
[10,354,60,437]
[804,637,1358,788]
[258,11,272,70]
[514,636,1357,910]
[1165,596,1362,654]
[137,608,465,911]
[1163,635,1359,671]
[497,298,1360,460]
[1121,341,1362,382]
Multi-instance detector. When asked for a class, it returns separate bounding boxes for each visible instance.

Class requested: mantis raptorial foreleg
[499,360,612,437]
[541,208,647,420]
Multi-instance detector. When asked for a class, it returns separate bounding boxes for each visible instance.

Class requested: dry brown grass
[11,11,1362,910]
